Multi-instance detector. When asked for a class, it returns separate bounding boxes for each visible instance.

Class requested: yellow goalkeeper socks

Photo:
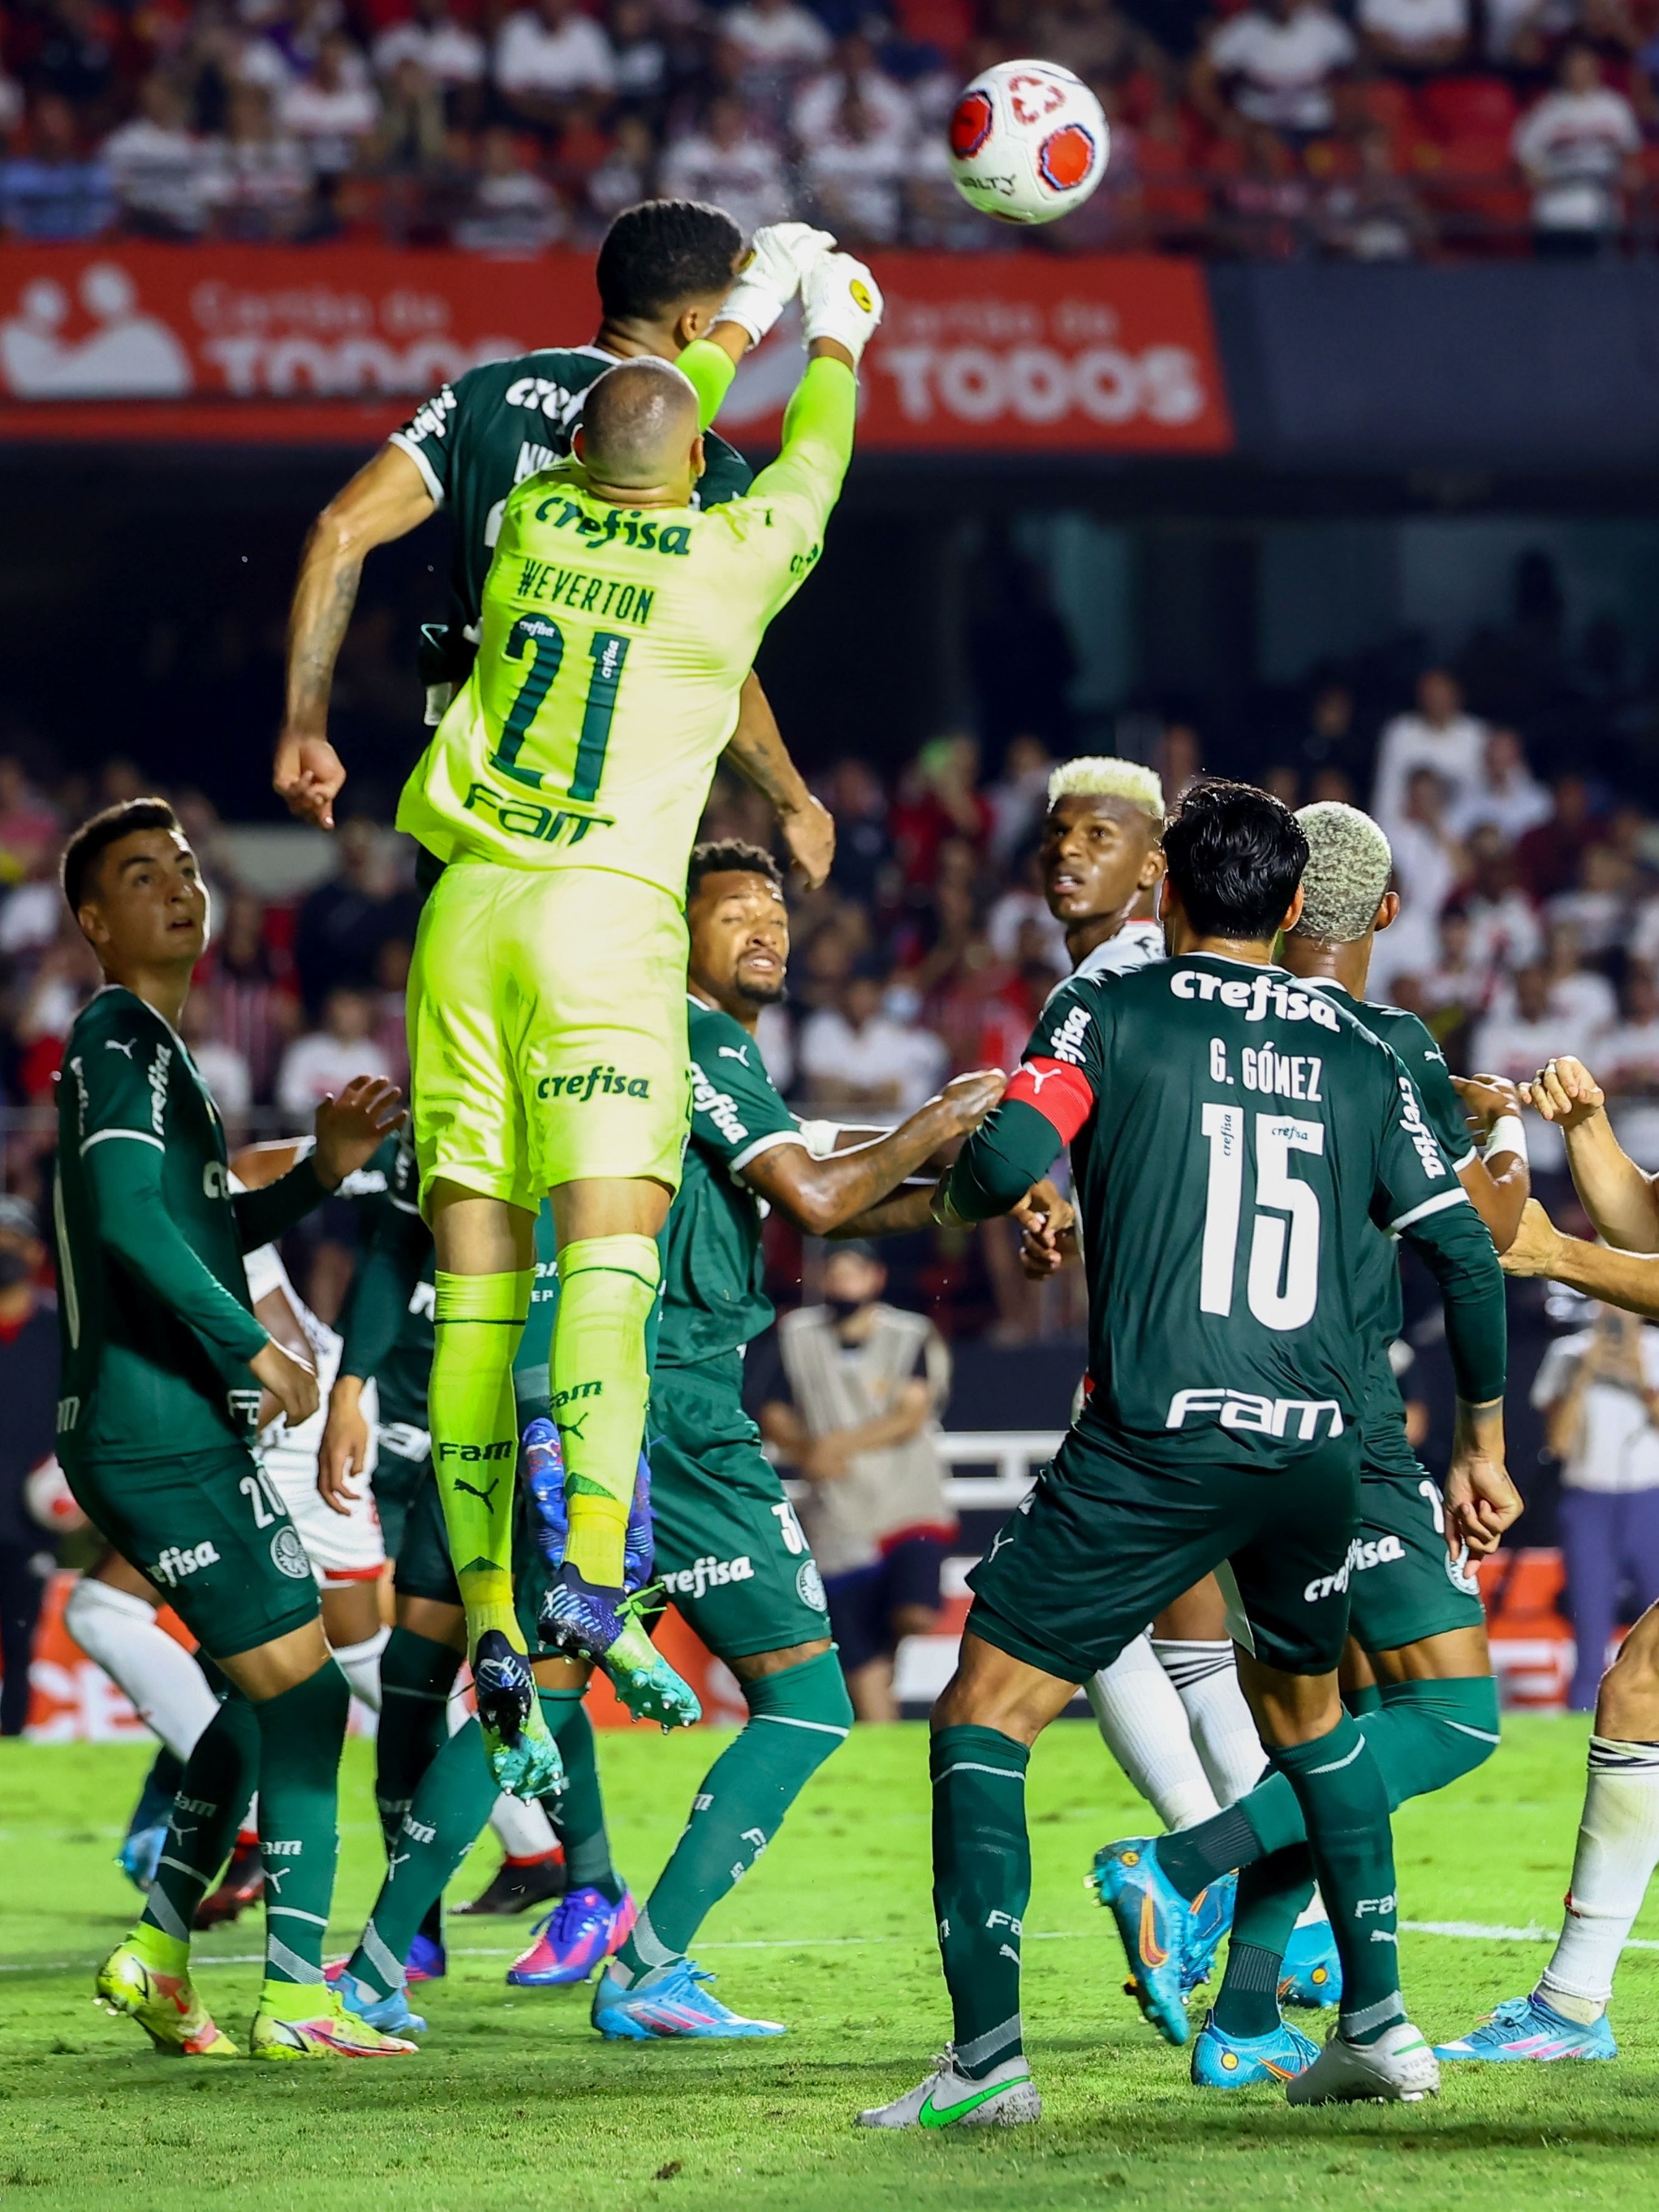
[554,1233,659,1588]
[431,1268,532,1648]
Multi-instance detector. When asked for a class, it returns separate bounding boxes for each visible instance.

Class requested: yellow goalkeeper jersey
[397,356,856,897]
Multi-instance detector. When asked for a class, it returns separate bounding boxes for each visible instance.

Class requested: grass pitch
[3,1717,1659,2211]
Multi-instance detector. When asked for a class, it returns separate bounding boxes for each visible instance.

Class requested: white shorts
[260,1441,386,1588]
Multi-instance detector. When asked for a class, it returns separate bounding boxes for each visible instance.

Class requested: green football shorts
[1346,1464,1487,1655]
[371,1428,433,1564]
[967,1417,1362,1683]
[67,1444,320,1661]
[647,1352,833,1661]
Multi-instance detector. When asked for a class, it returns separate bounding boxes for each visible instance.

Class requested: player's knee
[744,1646,854,1754]
[1597,1625,1659,1739]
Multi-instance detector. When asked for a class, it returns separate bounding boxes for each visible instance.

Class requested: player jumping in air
[53,798,412,2060]
[860,781,1516,2128]
[273,202,834,894]
[392,256,882,1795]
[1093,799,1530,2084]
[1439,1052,1659,2062]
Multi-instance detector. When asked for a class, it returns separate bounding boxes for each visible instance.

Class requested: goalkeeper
[395,252,883,1796]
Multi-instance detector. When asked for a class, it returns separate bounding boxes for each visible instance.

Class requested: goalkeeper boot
[1089,1837,1194,2046]
[250,1986,419,2060]
[1191,2008,1319,2089]
[325,1965,427,2037]
[1180,1871,1236,1998]
[590,1957,783,2039]
[473,1629,564,1798]
[509,1886,636,1986]
[856,2050,1041,2130]
[1279,1913,1342,2008]
[94,1938,237,2058]
[1286,2020,1438,2105]
[1434,1993,1617,2064]
[539,1564,700,1729]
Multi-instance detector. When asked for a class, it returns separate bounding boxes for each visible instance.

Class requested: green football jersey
[1002,952,1481,1470]
[390,347,754,652]
[657,997,804,1369]
[397,357,854,884]
[54,987,269,1464]
[1309,981,1481,1481]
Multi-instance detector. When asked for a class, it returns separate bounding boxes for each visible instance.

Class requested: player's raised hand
[779,791,835,890]
[252,1336,320,1429]
[801,252,884,369]
[1444,1399,1521,1560]
[1528,1055,1605,1130]
[1453,1071,1524,1138]
[937,1067,1007,1134]
[318,1374,372,1517]
[312,1075,405,1189]
[717,223,837,347]
[1498,1196,1566,1280]
[274,730,347,831]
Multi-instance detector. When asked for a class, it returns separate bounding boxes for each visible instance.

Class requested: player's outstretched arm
[1502,1196,1659,1316]
[1451,1073,1531,1254]
[1530,1056,1659,1253]
[231,1077,403,1252]
[722,673,834,890]
[741,1070,1006,1237]
[275,442,437,828]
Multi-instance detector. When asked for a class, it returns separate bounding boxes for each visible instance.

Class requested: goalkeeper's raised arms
[716,222,838,347]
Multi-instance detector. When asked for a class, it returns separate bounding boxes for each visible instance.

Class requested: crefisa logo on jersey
[152,1540,221,1587]
[1170,969,1341,1030]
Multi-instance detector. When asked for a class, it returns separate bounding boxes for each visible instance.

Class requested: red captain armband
[1004,1057,1096,1145]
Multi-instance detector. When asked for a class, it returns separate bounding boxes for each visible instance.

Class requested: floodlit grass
[3,1716,1659,2210]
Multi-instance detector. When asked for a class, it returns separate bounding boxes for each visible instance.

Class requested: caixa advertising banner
[0,244,1232,454]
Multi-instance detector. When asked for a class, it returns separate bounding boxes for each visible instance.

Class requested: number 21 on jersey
[1199,1104,1324,1332]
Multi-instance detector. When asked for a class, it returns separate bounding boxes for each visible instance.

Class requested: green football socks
[1272,1716,1403,2045]
[252,1661,351,1991]
[374,1628,459,1846]
[1212,1847,1316,2039]
[134,1691,259,1967]
[431,1268,532,1651]
[539,1689,623,1904]
[554,1235,659,1588]
[612,1650,851,1982]
[929,1723,1031,2081]
[348,1716,502,2003]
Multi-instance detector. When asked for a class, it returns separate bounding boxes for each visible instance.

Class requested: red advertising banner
[0,244,1230,453]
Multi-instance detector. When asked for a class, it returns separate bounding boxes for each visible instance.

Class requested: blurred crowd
[4,0,1659,256]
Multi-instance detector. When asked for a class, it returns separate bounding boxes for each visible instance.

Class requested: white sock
[1537,1736,1659,2021]
[332,1625,390,1712]
[1088,1633,1219,1831]
[63,1578,218,1761]
[442,1668,559,1858]
[1151,1637,1267,1806]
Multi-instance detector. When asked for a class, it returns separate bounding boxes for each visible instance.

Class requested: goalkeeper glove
[716,222,836,346]
[801,252,884,368]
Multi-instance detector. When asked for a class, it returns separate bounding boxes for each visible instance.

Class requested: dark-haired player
[273,200,834,887]
[53,798,412,2059]
[860,781,1517,2129]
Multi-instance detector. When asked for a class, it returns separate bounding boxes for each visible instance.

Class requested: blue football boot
[591,1957,785,2039]
[1435,1993,1617,2064]
[1089,1838,1195,2045]
[539,1565,700,1729]
[326,1966,428,2036]
[406,1931,446,1984]
[1191,2008,1320,2088]
[1279,1914,1342,2008]
[1181,1871,1237,1997]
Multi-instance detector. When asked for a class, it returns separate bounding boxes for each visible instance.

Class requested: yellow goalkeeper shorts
[407,859,691,1214]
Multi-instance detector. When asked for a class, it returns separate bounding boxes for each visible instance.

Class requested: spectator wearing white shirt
[1417,906,1493,1022]
[1472,960,1585,1086]
[277,986,393,1118]
[373,0,486,123]
[1191,0,1356,138]
[1372,666,1487,832]
[804,69,911,243]
[1550,840,1639,959]
[1448,726,1553,844]
[607,0,668,110]
[1514,45,1640,255]
[103,75,224,238]
[1599,967,1659,1095]
[792,36,916,156]
[722,0,833,71]
[209,81,316,239]
[659,96,791,238]
[1372,764,1462,988]
[180,994,253,1138]
[1357,0,1468,71]
[799,970,948,1125]
[454,122,566,247]
[1461,822,1545,975]
[281,33,381,184]
[1537,915,1618,1041]
[496,0,616,134]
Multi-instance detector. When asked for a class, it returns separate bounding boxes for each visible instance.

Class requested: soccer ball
[946,60,1108,226]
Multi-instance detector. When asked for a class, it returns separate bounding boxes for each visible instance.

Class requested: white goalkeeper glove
[800,252,884,368]
[715,222,837,346]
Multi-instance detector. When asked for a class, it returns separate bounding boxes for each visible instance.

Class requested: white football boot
[1286,2019,1440,2105]
[858,2049,1041,2129]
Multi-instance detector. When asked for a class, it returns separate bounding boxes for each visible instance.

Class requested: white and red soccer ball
[946,60,1109,226]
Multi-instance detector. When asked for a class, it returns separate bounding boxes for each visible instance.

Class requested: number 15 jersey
[1002,950,1505,1469]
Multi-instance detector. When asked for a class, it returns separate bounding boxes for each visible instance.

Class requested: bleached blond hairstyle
[1291,802,1394,944]
[1045,757,1165,820]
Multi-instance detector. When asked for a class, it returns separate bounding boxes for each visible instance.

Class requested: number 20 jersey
[1016,950,1480,1470]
